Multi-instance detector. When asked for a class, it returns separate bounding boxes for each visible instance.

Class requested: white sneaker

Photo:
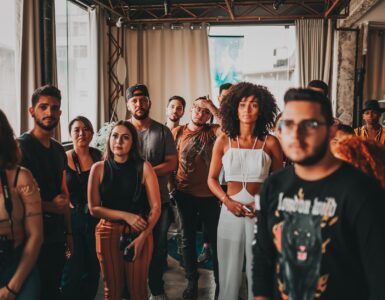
[150,294,169,300]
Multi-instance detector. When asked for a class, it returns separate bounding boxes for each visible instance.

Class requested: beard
[169,116,181,122]
[293,136,329,166]
[132,109,149,120]
[192,120,205,127]
[35,117,58,131]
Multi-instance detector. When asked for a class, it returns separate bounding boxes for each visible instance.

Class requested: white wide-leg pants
[217,188,256,300]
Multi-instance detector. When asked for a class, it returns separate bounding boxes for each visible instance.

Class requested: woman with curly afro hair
[208,82,283,299]
[333,136,385,189]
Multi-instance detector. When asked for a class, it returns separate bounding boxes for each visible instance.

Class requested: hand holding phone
[242,205,252,213]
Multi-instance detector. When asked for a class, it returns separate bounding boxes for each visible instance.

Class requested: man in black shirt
[18,85,73,300]
[253,88,385,300]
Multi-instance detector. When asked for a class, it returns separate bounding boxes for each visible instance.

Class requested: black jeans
[61,208,100,300]
[175,190,221,285]
[149,203,172,295]
[38,242,66,300]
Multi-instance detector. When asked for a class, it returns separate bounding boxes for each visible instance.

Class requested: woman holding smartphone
[208,82,283,300]
[88,121,161,300]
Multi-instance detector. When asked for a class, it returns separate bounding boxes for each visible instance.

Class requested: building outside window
[0,0,17,132]
[55,0,96,141]
[209,25,297,110]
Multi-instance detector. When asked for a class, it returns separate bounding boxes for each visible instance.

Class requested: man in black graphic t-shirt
[252,88,385,300]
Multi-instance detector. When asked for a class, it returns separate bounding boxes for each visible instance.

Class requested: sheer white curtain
[295,19,334,88]
[125,24,212,124]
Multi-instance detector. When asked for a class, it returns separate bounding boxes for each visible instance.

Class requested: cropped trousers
[95,219,153,300]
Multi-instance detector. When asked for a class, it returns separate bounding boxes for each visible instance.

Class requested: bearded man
[172,97,222,299]
[18,85,73,300]
[252,88,385,300]
[126,84,177,300]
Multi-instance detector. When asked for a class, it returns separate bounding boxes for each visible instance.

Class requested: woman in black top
[88,120,161,300]
[61,116,102,300]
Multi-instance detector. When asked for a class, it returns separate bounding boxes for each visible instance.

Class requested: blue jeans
[148,203,172,295]
[61,208,100,300]
[0,246,40,300]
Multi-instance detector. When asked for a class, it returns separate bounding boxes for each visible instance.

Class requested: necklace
[363,125,382,142]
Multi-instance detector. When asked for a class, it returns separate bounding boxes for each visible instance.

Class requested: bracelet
[6,284,19,297]
[220,194,228,202]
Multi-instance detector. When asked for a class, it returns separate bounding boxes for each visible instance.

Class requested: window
[55,0,96,141]
[209,25,297,110]
[0,0,17,132]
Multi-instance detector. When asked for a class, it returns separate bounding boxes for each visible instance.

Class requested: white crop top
[222,137,272,183]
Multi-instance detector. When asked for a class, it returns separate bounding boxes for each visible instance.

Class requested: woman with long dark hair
[88,120,161,300]
[0,110,43,299]
[61,116,102,300]
[208,83,283,300]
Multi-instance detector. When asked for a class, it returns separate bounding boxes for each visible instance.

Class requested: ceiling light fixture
[152,24,164,30]
[190,23,202,30]
[171,23,184,30]
[116,17,124,28]
[273,0,285,10]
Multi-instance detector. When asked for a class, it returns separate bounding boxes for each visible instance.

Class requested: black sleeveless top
[100,159,149,215]
[66,168,91,206]
[66,148,102,206]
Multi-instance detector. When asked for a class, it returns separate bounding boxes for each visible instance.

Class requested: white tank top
[222,137,272,183]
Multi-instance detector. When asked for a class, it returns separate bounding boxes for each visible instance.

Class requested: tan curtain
[50,0,60,141]
[17,0,60,139]
[125,24,212,124]
[364,28,385,101]
[90,6,109,129]
[18,0,42,134]
[295,19,334,88]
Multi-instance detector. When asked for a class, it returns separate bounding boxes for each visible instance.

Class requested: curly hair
[334,136,385,189]
[0,109,20,169]
[220,82,279,139]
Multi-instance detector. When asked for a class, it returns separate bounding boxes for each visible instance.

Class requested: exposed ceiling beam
[93,0,124,17]
[298,2,321,15]
[178,6,198,18]
[124,14,347,24]
[324,0,344,17]
[90,0,350,23]
[224,0,235,20]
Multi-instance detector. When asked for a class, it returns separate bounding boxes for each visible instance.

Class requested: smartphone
[242,205,252,213]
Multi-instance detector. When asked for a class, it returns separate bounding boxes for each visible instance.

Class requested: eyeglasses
[277,119,327,134]
[192,105,211,115]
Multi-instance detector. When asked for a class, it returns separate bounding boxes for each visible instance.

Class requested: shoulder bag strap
[0,169,14,238]
[71,150,82,175]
